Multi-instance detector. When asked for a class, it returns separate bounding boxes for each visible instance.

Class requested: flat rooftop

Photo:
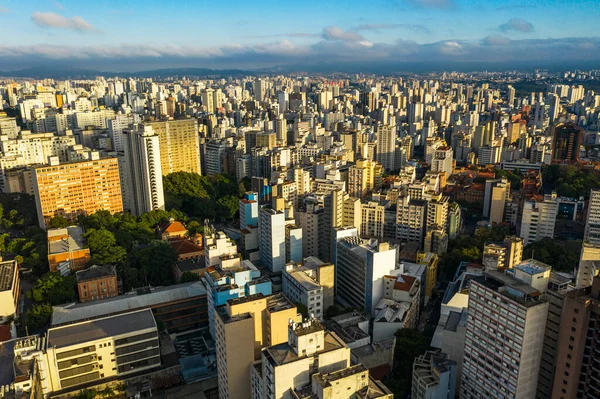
[0,260,16,292]
[51,281,207,326]
[48,226,86,255]
[47,309,156,349]
[514,259,551,275]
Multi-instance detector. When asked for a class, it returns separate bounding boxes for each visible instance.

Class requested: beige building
[148,119,200,175]
[253,317,392,398]
[215,293,301,399]
[32,158,123,228]
[45,309,160,392]
[0,259,19,319]
[348,159,381,198]
[47,226,91,273]
[282,257,335,319]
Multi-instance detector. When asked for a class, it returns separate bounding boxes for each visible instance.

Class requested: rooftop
[263,330,346,367]
[47,309,156,349]
[48,226,86,255]
[75,265,116,282]
[0,260,16,292]
[51,281,207,326]
[514,259,552,275]
[266,293,295,313]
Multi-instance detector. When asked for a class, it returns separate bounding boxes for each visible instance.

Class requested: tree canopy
[542,164,600,199]
[384,329,431,398]
[524,238,582,273]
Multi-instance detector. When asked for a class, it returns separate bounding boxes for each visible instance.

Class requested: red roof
[170,239,203,255]
[394,275,417,291]
[160,220,187,234]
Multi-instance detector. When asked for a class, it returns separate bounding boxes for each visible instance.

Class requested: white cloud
[322,26,364,42]
[31,11,98,32]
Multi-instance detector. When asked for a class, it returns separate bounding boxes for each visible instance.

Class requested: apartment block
[282,257,334,319]
[148,119,201,175]
[32,158,123,228]
[0,260,19,319]
[412,350,457,399]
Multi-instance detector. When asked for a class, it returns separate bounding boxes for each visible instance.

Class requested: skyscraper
[376,124,396,171]
[551,123,582,163]
[120,125,165,216]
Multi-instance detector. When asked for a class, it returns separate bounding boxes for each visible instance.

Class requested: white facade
[119,124,165,216]
[519,193,559,245]
[584,189,600,245]
[259,206,287,272]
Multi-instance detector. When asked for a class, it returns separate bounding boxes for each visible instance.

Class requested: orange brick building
[76,265,118,303]
[47,226,90,273]
[32,158,123,228]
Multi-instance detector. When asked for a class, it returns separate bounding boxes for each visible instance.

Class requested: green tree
[26,303,53,331]
[28,273,77,305]
[216,195,239,220]
[384,329,431,398]
[85,228,127,265]
[47,216,70,229]
[180,271,200,283]
[524,238,582,272]
[130,241,178,287]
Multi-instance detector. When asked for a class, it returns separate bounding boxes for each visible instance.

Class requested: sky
[0,0,599,72]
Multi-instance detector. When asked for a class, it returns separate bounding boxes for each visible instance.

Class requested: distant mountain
[0,67,256,79]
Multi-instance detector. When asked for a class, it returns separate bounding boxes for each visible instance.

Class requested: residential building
[396,194,426,247]
[520,192,559,245]
[336,237,396,314]
[584,188,600,245]
[551,123,582,162]
[374,274,420,340]
[76,265,118,303]
[32,158,123,228]
[282,257,334,319]
[148,119,201,175]
[575,242,600,288]
[215,293,300,399]
[376,124,396,171]
[0,260,19,320]
[253,317,392,399]
[412,350,457,399]
[348,159,381,198]
[259,205,287,272]
[551,275,600,399]
[430,146,453,187]
[285,224,303,263]
[45,309,160,391]
[483,178,510,224]
[460,262,550,399]
[119,124,165,216]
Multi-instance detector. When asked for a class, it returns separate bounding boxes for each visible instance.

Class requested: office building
[76,265,118,303]
[0,260,19,320]
[584,188,600,245]
[32,158,123,228]
[148,119,201,175]
[551,123,582,162]
[120,125,165,216]
[282,257,334,319]
[336,237,396,314]
[45,309,160,391]
[215,293,300,399]
[460,263,550,399]
[412,350,457,399]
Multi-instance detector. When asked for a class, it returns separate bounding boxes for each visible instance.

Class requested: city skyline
[1,0,600,71]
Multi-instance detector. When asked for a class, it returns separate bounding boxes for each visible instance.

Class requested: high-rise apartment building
[584,188,600,245]
[348,159,380,198]
[551,276,600,399]
[483,178,510,224]
[575,242,600,288]
[336,237,396,314]
[148,119,201,175]
[32,158,123,228]
[376,124,396,171]
[119,125,164,216]
[520,192,559,245]
[282,257,334,320]
[396,194,427,247]
[215,293,300,399]
[430,146,453,187]
[460,263,550,399]
[259,205,287,272]
[551,123,582,163]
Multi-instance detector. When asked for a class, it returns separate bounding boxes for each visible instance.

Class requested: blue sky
[0,0,599,71]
